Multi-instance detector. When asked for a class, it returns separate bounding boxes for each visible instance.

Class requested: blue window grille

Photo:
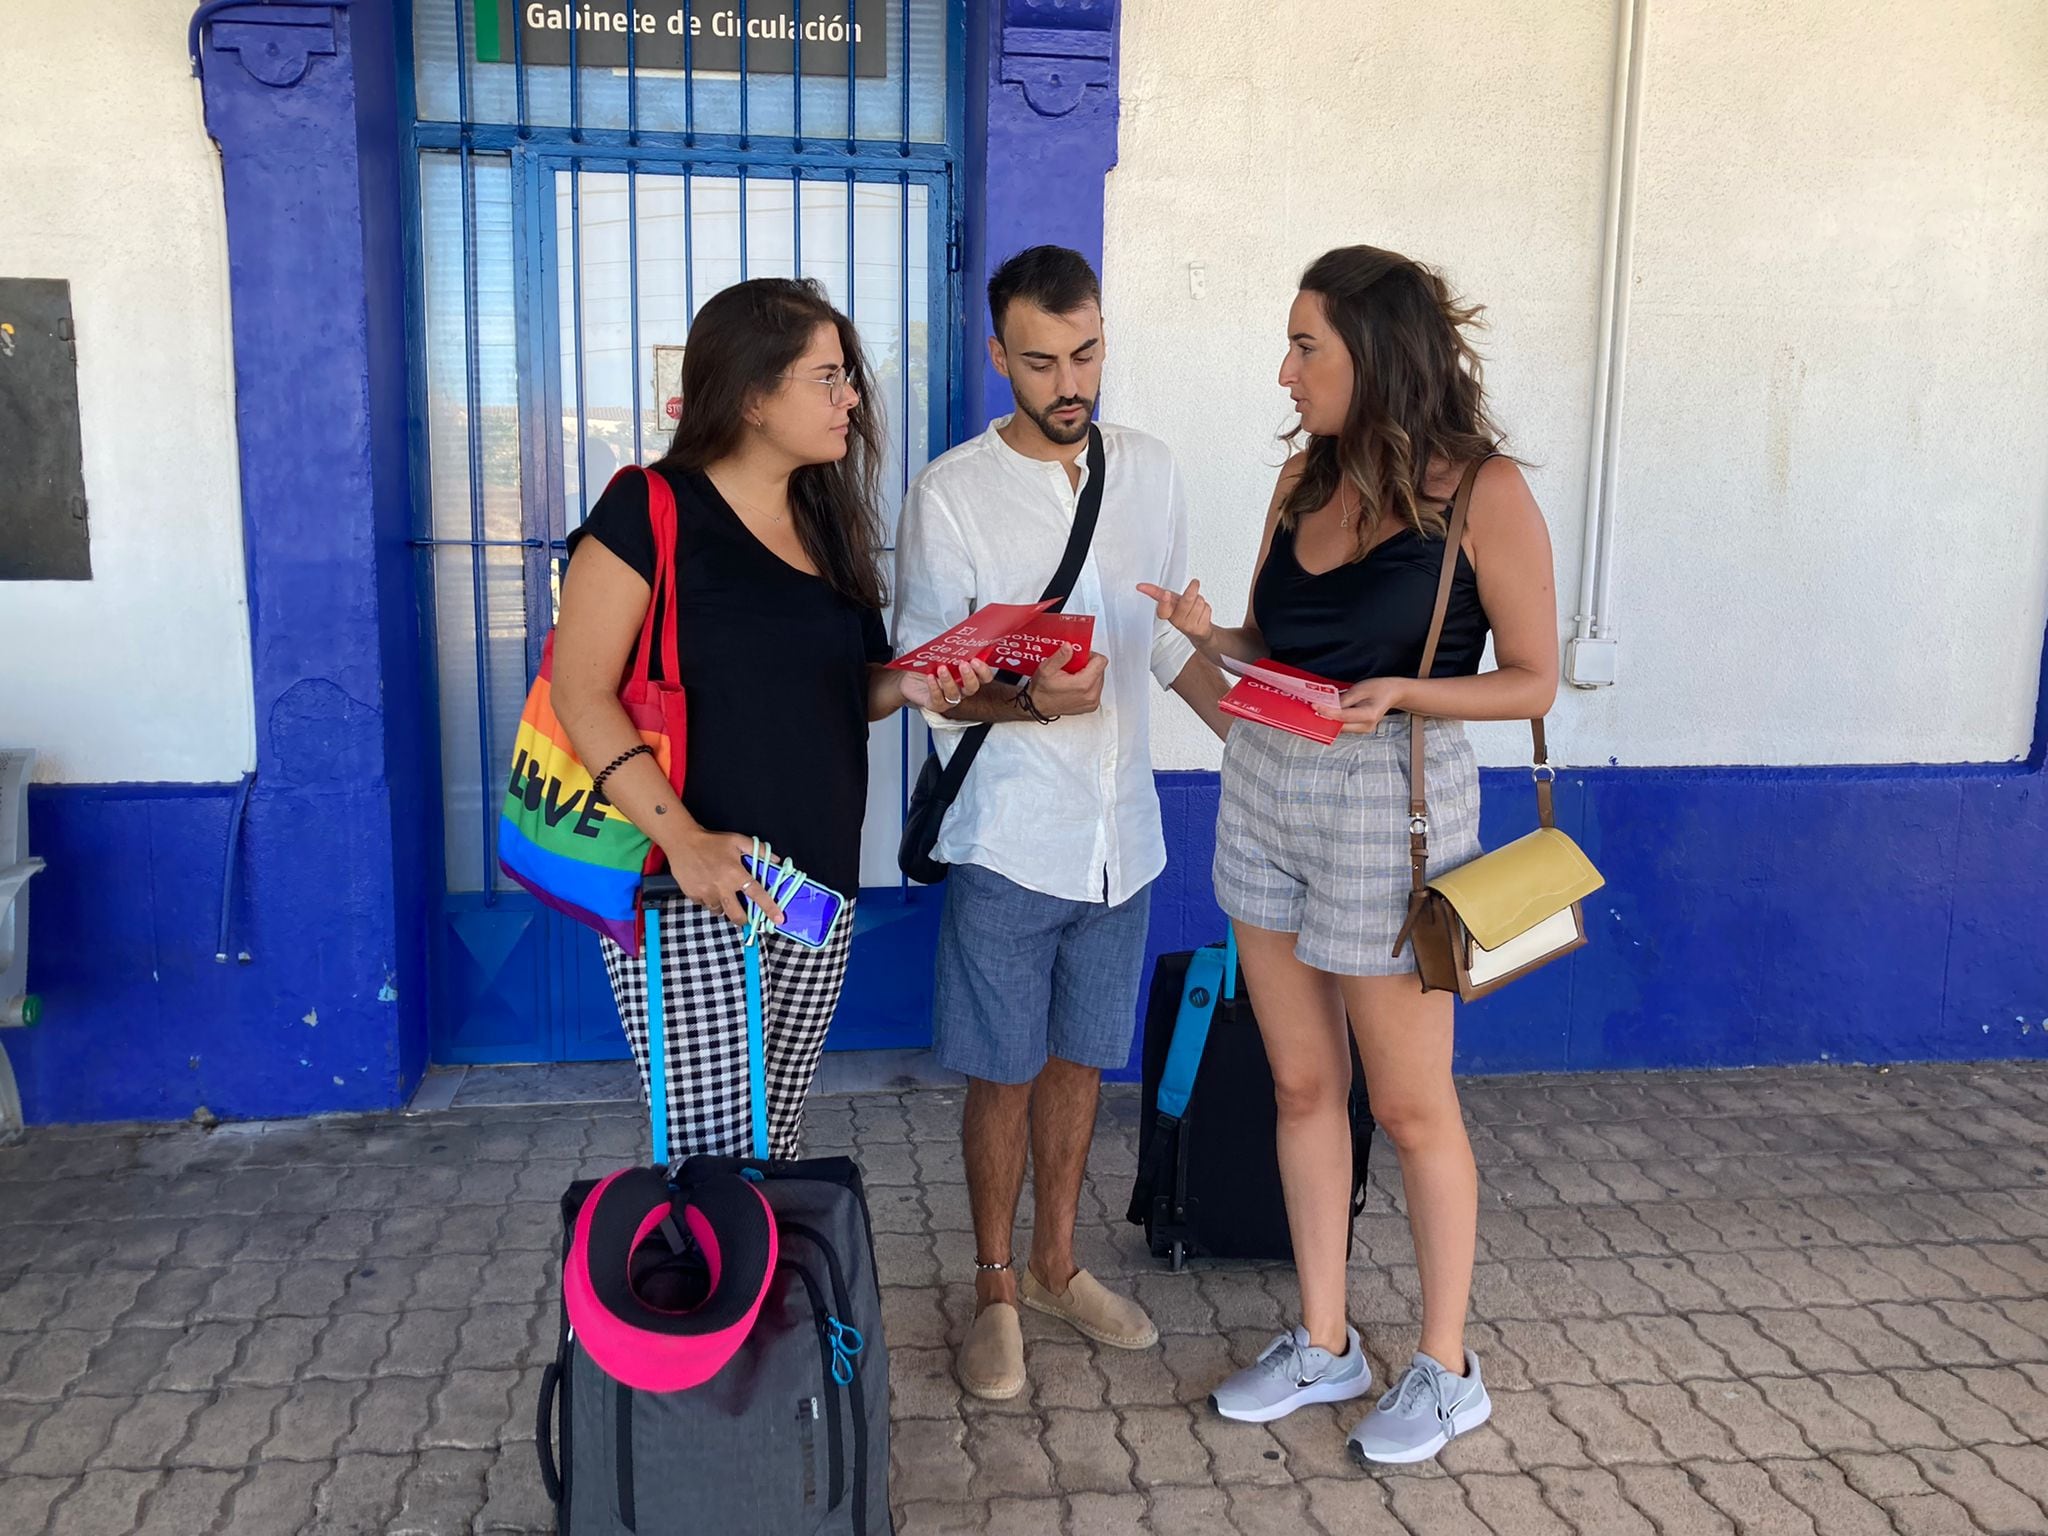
[404,2,964,1062]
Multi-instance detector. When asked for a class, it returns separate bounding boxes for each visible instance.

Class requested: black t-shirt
[566,467,890,894]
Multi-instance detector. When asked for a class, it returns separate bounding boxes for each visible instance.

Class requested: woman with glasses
[551,277,992,1159]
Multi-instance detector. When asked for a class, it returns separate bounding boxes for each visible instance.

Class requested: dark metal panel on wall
[0,277,92,582]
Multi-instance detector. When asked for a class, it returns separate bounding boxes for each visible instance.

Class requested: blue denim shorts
[933,862,1153,1084]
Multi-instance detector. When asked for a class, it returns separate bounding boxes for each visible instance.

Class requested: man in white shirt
[894,246,1231,1401]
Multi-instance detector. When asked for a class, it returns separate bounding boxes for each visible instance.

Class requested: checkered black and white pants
[600,896,856,1161]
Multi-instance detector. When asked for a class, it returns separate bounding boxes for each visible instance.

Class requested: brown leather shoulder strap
[1407,460,1485,891]
[1405,456,1562,891]
[1409,456,1564,888]
[1532,717,1555,829]
[1416,462,1482,682]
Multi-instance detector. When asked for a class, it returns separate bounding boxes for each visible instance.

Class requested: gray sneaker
[1347,1350,1492,1465]
[1210,1326,1371,1424]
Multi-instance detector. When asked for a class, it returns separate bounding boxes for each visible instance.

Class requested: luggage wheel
[1169,1239,1185,1274]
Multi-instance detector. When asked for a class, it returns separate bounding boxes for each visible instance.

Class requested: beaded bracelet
[590,742,654,796]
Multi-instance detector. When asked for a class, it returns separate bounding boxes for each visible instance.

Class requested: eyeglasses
[779,368,858,405]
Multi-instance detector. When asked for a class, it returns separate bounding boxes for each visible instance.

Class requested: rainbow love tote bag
[498,469,687,953]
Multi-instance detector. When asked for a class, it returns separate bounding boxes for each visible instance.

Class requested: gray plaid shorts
[1214,713,1482,976]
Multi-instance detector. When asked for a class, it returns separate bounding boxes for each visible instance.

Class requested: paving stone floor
[2,1060,2046,1534]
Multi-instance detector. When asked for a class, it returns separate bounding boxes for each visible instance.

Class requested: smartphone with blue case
[741,854,847,950]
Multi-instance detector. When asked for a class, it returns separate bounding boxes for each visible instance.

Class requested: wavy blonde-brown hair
[1281,246,1505,553]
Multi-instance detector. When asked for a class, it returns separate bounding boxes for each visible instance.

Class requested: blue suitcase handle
[1158,934,1235,1121]
[646,903,771,1172]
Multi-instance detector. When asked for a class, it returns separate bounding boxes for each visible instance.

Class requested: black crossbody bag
[897,425,1105,883]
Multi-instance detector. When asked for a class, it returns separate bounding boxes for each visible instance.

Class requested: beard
[1019,392,1096,446]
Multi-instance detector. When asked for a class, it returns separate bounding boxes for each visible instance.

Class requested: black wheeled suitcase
[535,908,894,1534]
[1126,937,1373,1270]
[537,1153,891,1535]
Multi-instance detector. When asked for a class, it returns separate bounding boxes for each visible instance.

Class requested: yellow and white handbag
[1393,461,1605,1000]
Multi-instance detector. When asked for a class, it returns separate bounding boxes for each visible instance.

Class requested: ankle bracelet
[973,1257,1013,1274]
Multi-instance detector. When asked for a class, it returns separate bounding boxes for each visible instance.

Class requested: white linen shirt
[892,418,1196,905]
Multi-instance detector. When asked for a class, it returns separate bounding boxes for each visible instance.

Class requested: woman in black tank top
[1141,248,1559,1465]
[1251,495,1489,683]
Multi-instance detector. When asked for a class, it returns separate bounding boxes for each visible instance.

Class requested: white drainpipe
[1568,0,1650,690]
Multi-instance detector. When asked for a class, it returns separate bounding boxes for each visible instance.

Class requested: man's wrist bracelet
[1015,681,1060,725]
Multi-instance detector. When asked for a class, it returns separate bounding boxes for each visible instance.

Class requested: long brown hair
[1281,246,1506,554]
[651,277,888,608]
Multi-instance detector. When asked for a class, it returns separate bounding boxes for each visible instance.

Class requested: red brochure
[1218,657,1346,744]
[890,601,1094,678]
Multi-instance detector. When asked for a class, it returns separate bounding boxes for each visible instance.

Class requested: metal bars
[410,0,956,894]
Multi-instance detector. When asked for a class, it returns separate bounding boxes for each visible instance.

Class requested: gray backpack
[538,1154,891,1534]
[535,916,892,1534]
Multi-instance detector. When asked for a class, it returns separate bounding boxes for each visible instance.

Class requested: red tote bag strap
[646,467,681,683]
[620,466,681,687]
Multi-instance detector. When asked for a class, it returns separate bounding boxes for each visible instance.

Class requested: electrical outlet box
[1566,636,1619,689]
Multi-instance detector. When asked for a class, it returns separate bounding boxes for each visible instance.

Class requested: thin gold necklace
[715,472,790,525]
[1338,484,1357,530]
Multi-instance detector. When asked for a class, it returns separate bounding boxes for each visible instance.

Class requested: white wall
[1107,0,2048,770]
[1,0,255,784]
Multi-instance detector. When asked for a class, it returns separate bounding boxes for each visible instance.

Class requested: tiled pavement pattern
[2,1062,2046,1534]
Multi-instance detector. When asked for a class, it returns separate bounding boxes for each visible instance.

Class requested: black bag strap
[1036,424,1110,617]
[535,1361,563,1505]
[1344,1030,1373,1221]
[928,424,1108,799]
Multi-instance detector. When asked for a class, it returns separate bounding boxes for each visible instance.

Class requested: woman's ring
[941,690,963,706]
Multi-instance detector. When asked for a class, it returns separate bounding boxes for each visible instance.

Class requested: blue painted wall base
[1120,762,2048,1084]
[24,756,2044,1121]
[19,785,413,1123]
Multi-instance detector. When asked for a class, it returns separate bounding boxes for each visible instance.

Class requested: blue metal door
[405,2,963,1064]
